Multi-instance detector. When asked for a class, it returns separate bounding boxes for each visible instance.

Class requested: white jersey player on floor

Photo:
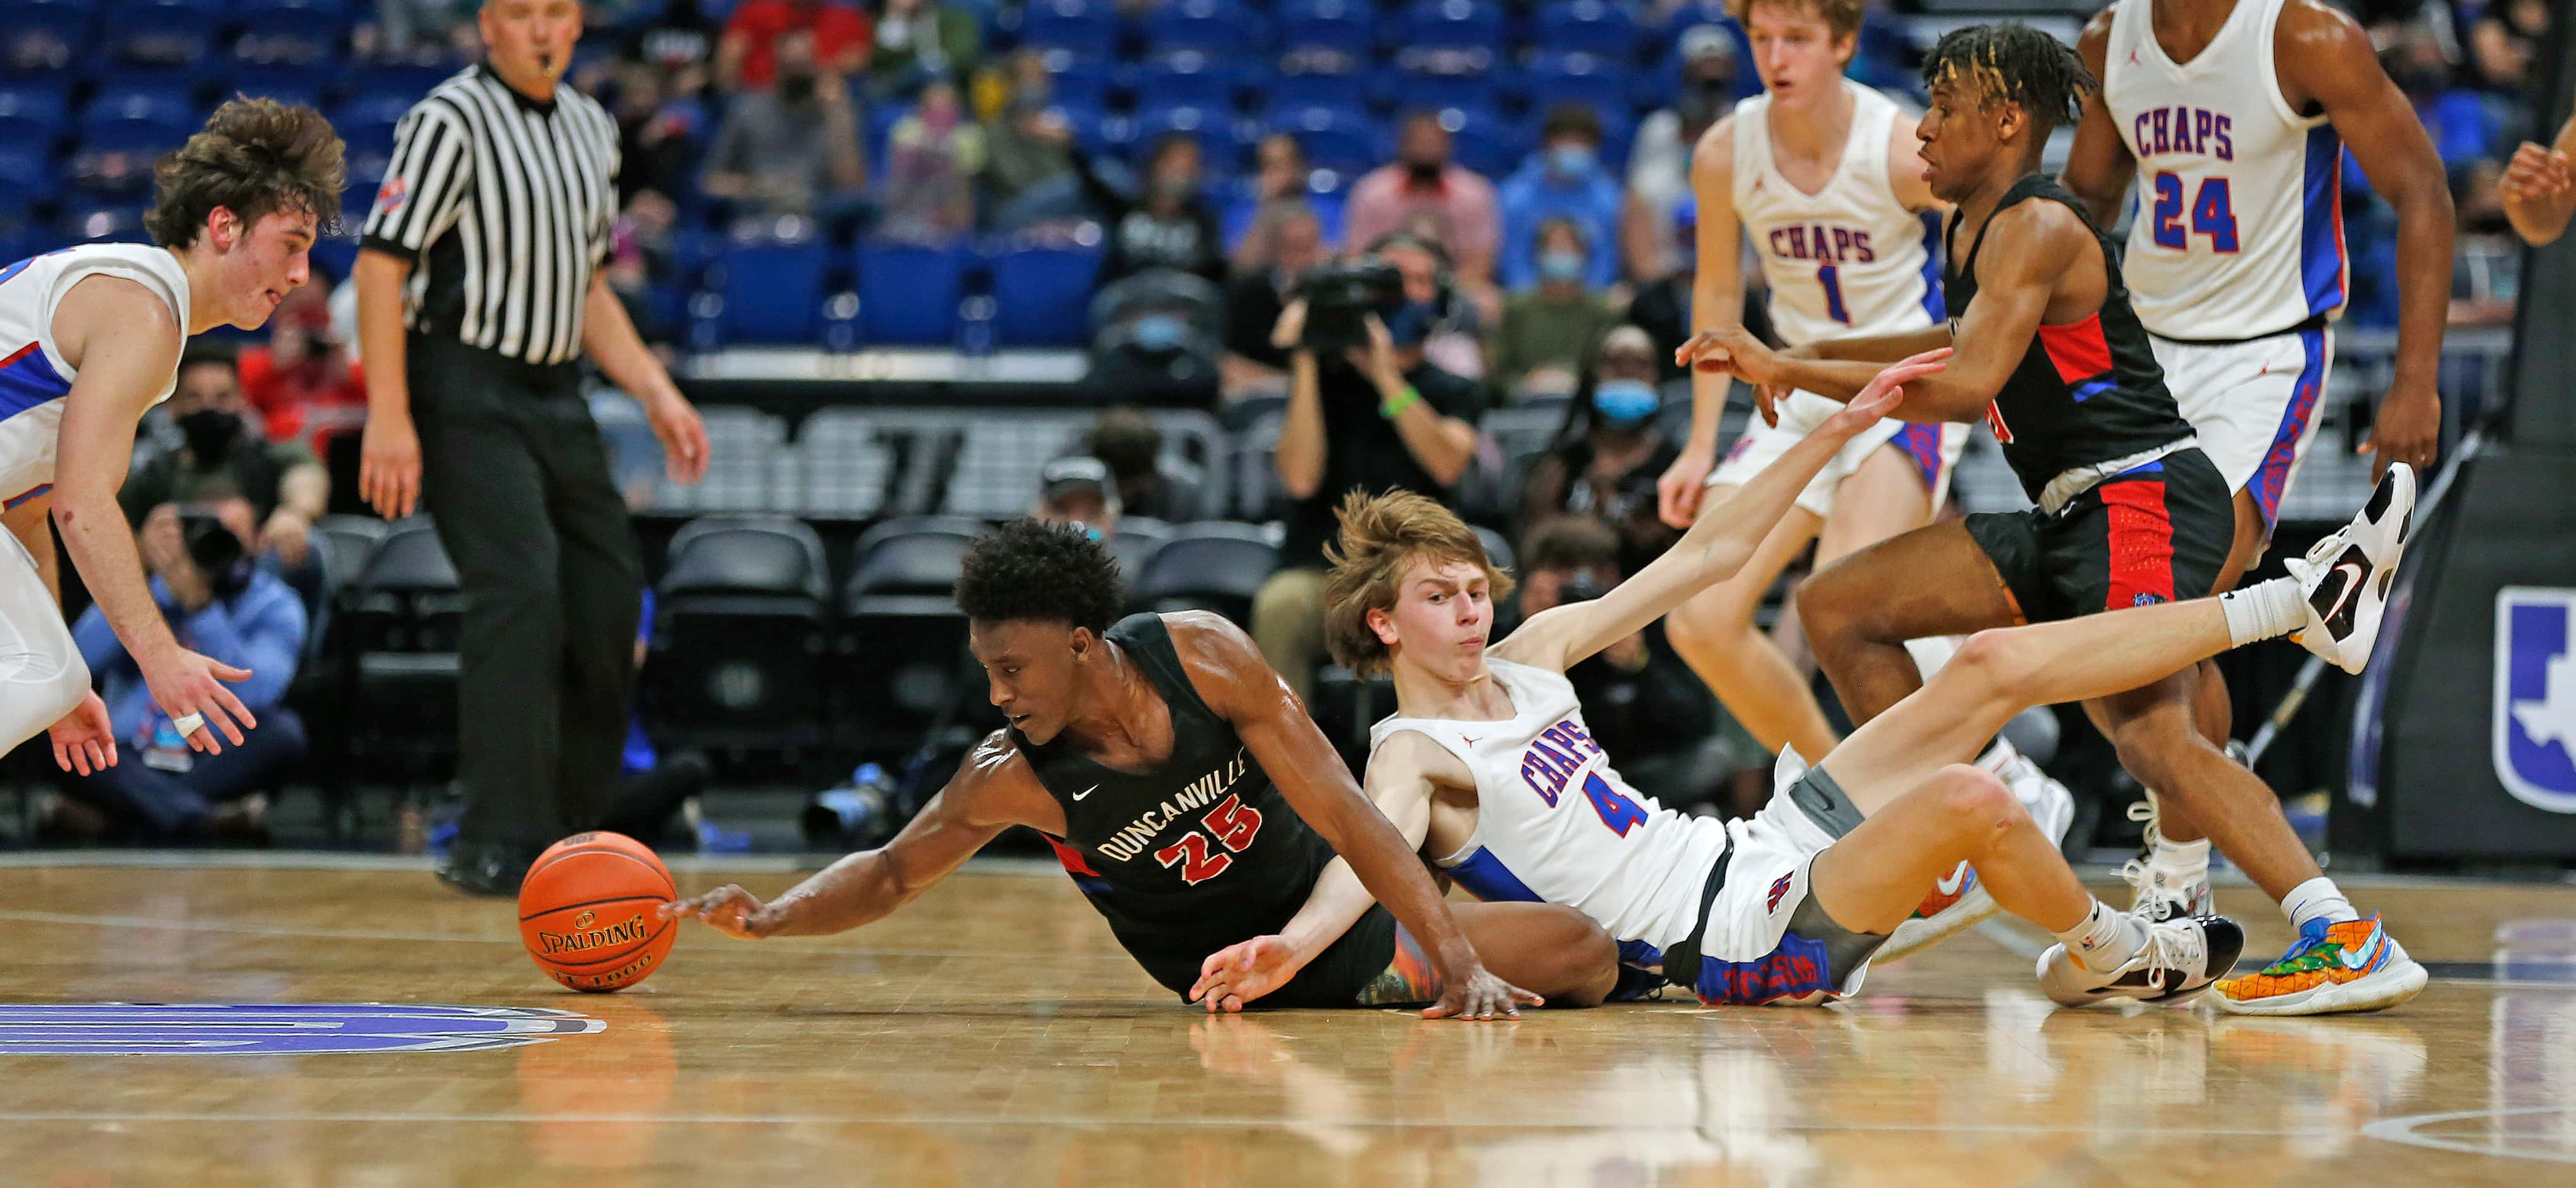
[2062,0,2452,1015]
[1186,349,2417,1013]
[0,98,342,772]
[1651,0,2069,960]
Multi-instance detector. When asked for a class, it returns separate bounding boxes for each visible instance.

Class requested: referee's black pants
[409,333,643,853]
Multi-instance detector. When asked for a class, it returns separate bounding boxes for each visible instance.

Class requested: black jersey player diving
[664,520,1618,1018]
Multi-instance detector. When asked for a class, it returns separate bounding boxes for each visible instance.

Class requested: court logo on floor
[0,1003,604,1055]
[2494,587,2576,813]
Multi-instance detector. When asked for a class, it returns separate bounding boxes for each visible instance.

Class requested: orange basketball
[516,831,679,993]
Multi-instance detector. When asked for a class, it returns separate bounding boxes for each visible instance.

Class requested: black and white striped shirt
[360,64,620,367]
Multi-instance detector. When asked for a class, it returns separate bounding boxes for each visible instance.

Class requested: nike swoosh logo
[2321,561,2365,626]
[1936,862,1971,896]
[1073,784,1099,801]
[2336,922,2386,971]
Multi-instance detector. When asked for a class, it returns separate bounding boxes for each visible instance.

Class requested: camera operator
[1251,234,1485,703]
[37,498,308,843]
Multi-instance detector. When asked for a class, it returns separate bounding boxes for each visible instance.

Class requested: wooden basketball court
[1,854,2570,1184]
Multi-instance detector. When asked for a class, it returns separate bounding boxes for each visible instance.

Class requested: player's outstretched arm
[1497,350,1946,674]
[1656,116,1746,528]
[1189,732,1447,1012]
[662,733,1025,939]
[1679,201,2078,421]
[51,276,256,755]
[2058,8,2137,228]
[1170,613,1538,1020]
[2283,0,2450,480]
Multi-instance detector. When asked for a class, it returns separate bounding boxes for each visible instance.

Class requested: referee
[356,0,710,895]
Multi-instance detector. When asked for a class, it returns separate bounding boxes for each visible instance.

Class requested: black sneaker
[435,840,533,898]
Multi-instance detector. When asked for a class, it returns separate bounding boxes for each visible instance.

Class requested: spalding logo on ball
[516,831,679,993]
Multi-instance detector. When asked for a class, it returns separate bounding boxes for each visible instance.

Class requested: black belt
[2148,313,2329,349]
[1656,846,1732,988]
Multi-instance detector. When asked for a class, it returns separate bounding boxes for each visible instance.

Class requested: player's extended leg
[1663,492,1835,760]
[1365,902,1620,1010]
[2118,488,2268,859]
[1796,518,2026,731]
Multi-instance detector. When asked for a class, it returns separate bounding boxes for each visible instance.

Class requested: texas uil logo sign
[2494,587,2576,813]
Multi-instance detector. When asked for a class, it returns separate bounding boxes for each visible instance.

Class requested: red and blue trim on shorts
[2241,325,2328,531]
[1891,423,1947,495]
[2098,461,2180,610]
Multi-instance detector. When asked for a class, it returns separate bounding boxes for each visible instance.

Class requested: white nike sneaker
[2038,913,2247,1008]
[1993,752,2076,850]
[2122,797,2214,923]
[1877,860,2000,963]
[2288,462,2416,675]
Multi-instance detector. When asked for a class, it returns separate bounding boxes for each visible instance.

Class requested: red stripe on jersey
[1044,834,1101,878]
[0,341,40,370]
[2100,478,2177,610]
[2036,313,2114,384]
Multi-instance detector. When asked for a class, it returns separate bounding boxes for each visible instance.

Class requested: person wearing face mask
[700,29,870,228]
[1516,326,1682,574]
[1071,132,1226,285]
[1222,202,1330,400]
[1497,104,1627,292]
[1490,218,1625,400]
[1343,111,1502,298]
[121,348,330,573]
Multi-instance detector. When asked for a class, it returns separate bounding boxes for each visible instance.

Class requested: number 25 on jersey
[1152,795,1264,886]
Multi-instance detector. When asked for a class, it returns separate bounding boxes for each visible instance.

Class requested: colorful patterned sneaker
[2215,915,2429,1016]
[1877,861,2001,962]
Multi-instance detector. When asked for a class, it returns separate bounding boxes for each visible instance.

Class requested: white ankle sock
[2148,836,2210,884]
[2055,899,2147,970]
[1904,635,1961,678]
[2219,577,2305,646]
[2284,876,2360,930]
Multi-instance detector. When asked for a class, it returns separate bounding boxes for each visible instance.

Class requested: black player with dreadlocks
[1675,24,2265,967]
[663,519,1620,1018]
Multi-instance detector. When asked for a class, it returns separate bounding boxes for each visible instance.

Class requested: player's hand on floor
[1191,935,1303,1013]
[1423,965,1542,1022]
[47,691,116,776]
[662,884,775,939]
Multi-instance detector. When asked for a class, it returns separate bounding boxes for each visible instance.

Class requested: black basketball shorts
[1965,447,2235,624]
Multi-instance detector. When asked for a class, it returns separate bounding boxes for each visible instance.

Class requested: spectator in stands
[122,350,330,574]
[1222,202,1330,400]
[869,0,982,99]
[1230,135,1343,271]
[1499,104,1626,292]
[1032,455,1122,539]
[1086,407,1184,521]
[701,30,872,231]
[1625,25,1734,281]
[1625,197,1698,382]
[1344,111,1502,299]
[237,287,368,450]
[1516,325,1682,574]
[1490,217,1624,400]
[984,53,1084,229]
[1075,133,1227,285]
[36,499,307,845]
[612,59,709,206]
[717,0,871,91]
[877,77,987,243]
[1513,515,1740,817]
[1252,234,1483,703]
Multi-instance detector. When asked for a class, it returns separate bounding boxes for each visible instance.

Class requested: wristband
[1380,385,1422,420]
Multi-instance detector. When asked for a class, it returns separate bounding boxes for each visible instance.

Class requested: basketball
[516,832,679,993]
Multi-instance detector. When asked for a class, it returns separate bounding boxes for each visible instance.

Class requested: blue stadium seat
[102,3,218,70]
[1535,0,1642,61]
[228,73,326,111]
[335,93,414,151]
[1123,103,1244,171]
[1037,51,1113,111]
[1140,0,1265,56]
[1440,105,1524,180]
[1266,105,1384,176]
[239,0,352,25]
[1387,69,1497,114]
[0,89,65,155]
[1268,69,1368,115]
[232,10,343,69]
[342,59,464,107]
[0,149,59,213]
[1130,52,1256,113]
[1524,52,1633,122]
[988,240,1103,346]
[855,240,968,346]
[1278,0,1375,59]
[1017,0,1121,58]
[0,9,94,77]
[710,238,828,345]
[0,82,70,125]
[80,85,193,138]
[59,203,151,244]
[1396,0,1506,59]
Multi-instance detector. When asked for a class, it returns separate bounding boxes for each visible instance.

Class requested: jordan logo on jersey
[1766,225,1876,264]
[1517,719,1605,805]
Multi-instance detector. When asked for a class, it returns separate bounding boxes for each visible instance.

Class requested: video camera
[176,507,252,597]
[1294,259,1406,355]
